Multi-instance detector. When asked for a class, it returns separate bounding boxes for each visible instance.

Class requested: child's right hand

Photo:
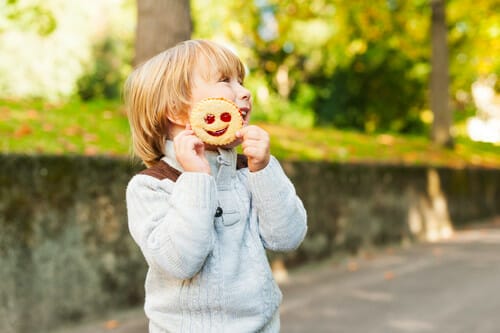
[174,124,211,174]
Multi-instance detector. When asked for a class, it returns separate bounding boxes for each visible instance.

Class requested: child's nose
[238,86,251,101]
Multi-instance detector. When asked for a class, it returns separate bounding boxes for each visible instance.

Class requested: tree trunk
[134,0,192,66]
[430,0,453,147]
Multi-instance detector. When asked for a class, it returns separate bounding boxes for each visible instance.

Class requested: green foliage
[76,37,133,101]
[0,0,57,35]
[313,48,428,133]
[244,74,316,128]
[0,0,135,101]
[447,0,500,92]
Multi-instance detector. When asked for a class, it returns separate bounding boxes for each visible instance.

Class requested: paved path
[62,221,500,333]
[280,222,500,333]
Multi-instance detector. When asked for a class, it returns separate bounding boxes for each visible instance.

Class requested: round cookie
[189,97,243,146]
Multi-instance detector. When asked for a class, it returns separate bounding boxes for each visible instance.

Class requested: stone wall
[0,154,498,332]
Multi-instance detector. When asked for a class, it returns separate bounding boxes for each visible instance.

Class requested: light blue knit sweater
[126,141,307,332]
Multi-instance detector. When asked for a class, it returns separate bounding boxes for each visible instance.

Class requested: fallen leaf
[14,124,32,138]
[42,123,54,132]
[64,125,82,136]
[377,134,395,145]
[347,261,358,272]
[84,133,98,142]
[64,142,78,152]
[384,271,395,280]
[104,320,119,330]
[84,146,99,156]
[432,247,443,257]
[0,107,11,121]
[363,252,375,260]
[26,109,39,119]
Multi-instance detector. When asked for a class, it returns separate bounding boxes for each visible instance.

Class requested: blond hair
[123,39,246,167]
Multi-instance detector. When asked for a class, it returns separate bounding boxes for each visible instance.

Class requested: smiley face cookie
[189,97,243,146]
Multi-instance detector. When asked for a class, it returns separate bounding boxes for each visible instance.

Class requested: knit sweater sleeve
[247,156,307,251]
[126,172,217,279]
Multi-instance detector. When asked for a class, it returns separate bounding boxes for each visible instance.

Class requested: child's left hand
[236,125,270,172]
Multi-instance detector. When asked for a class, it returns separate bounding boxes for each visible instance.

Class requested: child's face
[190,61,252,127]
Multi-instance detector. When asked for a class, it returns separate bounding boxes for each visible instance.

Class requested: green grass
[0,98,130,156]
[1,98,499,168]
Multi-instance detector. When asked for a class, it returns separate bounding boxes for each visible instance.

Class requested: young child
[124,39,307,333]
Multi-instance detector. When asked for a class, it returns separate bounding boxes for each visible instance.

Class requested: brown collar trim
[139,154,248,182]
[138,160,181,182]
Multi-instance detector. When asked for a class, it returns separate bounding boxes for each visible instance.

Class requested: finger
[237,128,256,142]
[241,135,269,150]
[236,125,251,137]
[175,133,201,152]
[183,136,204,151]
[242,125,268,140]
[242,146,259,158]
[241,138,264,151]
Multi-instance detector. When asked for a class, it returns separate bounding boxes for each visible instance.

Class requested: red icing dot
[204,114,215,124]
[220,112,231,122]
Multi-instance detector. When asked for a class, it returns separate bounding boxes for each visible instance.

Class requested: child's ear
[167,113,188,127]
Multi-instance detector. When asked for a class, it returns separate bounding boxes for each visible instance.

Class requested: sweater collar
[162,140,237,181]
[162,140,184,172]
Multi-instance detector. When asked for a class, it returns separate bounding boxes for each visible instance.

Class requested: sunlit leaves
[447,0,500,91]
[0,0,57,36]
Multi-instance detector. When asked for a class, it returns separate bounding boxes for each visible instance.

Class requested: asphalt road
[280,223,500,333]
[62,221,500,333]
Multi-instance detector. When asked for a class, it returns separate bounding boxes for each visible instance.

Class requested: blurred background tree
[430,0,452,146]
[134,0,191,65]
[0,0,499,138]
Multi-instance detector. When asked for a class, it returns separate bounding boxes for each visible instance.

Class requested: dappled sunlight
[468,77,500,144]
[467,117,500,144]
[271,258,289,284]
[448,223,500,245]
[387,318,434,332]
[407,168,454,242]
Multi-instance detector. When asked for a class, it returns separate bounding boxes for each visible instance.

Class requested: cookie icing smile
[205,127,228,137]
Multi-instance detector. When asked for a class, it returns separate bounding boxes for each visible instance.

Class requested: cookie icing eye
[204,114,215,124]
[220,112,231,122]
